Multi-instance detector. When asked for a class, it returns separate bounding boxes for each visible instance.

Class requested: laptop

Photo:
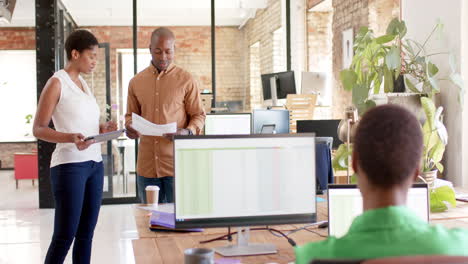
[327,183,429,238]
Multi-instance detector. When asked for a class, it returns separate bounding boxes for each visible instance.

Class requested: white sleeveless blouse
[50,70,102,168]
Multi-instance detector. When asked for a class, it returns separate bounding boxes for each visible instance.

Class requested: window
[272,27,286,72]
[0,50,37,142]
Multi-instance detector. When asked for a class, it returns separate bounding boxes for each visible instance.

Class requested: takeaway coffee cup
[145,185,160,206]
[184,248,214,264]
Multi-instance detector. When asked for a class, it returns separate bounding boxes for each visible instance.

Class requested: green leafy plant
[430,186,456,212]
[340,19,407,114]
[340,18,464,114]
[401,21,464,104]
[332,143,353,171]
[420,97,447,173]
[24,114,34,137]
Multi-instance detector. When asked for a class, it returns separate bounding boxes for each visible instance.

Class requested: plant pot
[421,170,438,189]
[394,74,406,93]
[371,93,425,123]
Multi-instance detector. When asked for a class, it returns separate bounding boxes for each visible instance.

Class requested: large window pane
[0,3,37,169]
[216,0,285,111]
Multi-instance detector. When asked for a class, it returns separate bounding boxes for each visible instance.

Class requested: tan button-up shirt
[125,63,205,178]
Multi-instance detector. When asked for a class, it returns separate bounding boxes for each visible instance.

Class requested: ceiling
[1,0,268,27]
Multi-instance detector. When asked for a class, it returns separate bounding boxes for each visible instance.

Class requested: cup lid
[145,185,160,191]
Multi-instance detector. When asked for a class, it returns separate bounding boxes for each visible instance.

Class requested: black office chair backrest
[311,256,468,264]
[316,137,333,151]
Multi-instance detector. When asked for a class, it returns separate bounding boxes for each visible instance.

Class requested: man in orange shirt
[125,27,205,203]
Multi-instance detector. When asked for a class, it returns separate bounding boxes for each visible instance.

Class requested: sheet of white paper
[132,113,177,136]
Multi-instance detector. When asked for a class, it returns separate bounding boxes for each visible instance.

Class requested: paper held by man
[131,113,177,136]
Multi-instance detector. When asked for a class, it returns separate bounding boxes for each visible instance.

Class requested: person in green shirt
[295,104,468,264]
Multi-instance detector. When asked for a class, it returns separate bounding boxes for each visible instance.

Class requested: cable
[199,222,329,245]
[267,221,328,237]
[303,227,328,238]
[266,227,296,247]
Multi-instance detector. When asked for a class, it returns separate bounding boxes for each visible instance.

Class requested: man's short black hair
[354,104,423,188]
[151,27,175,44]
[65,30,98,60]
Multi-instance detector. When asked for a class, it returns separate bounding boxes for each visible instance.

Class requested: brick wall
[0,142,37,169]
[369,0,400,36]
[215,27,244,104]
[242,0,283,110]
[332,0,369,118]
[329,0,399,118]
[79,26,244,116]
[0,28,35,50]
[307,11,333,72]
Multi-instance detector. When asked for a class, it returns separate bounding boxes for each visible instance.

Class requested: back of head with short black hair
[65,30,98,60]
[354,104,423,188]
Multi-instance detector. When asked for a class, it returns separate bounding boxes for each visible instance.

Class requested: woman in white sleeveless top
[33,30,116,264]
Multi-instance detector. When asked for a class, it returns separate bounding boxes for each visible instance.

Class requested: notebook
[150,211,203,232]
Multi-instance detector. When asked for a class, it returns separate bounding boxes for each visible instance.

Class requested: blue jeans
[45,161,104,264]
[137,175,174,203]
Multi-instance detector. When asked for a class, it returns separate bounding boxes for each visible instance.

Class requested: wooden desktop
[132,190,468,264]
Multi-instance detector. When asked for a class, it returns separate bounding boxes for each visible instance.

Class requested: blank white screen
[204,114,251,135]
[328,187,429,238]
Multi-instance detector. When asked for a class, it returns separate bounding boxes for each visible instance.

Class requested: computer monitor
[204,113,252,135]
[252,109,290,134]
[261,71,296,105]
[301,72,331,106]
[297,119,342,149]
[174,134,316,256]
[327,183,429,238]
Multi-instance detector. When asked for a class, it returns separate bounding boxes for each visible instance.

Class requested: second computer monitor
[204,113,252,135]
[252,109,290,134]
[297,119,342,149]
[261,71,296,100]
[174,134,317,229]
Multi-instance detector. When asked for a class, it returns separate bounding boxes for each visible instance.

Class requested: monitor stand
[214,227,277,257]
[270,76,279,107]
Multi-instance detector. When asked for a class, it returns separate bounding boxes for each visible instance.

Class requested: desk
[132,191,468,264]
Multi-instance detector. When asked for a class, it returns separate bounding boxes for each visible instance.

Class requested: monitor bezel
[204,113,252,135]
[173,133,317,228]
[261,71,296,100]
[296,119,342,149]
[327,183,429,235]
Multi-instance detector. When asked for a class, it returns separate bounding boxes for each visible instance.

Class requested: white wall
[462,0,468,188]
[403,0,468,187]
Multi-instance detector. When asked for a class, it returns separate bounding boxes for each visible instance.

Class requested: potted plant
[335,18,463,212]
[420,97,447,187]
[340,18,463,115]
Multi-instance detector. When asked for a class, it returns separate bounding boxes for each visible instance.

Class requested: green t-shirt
[295,206,468,264]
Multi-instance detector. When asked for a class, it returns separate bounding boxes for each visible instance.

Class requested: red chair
[14,152,38,189]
